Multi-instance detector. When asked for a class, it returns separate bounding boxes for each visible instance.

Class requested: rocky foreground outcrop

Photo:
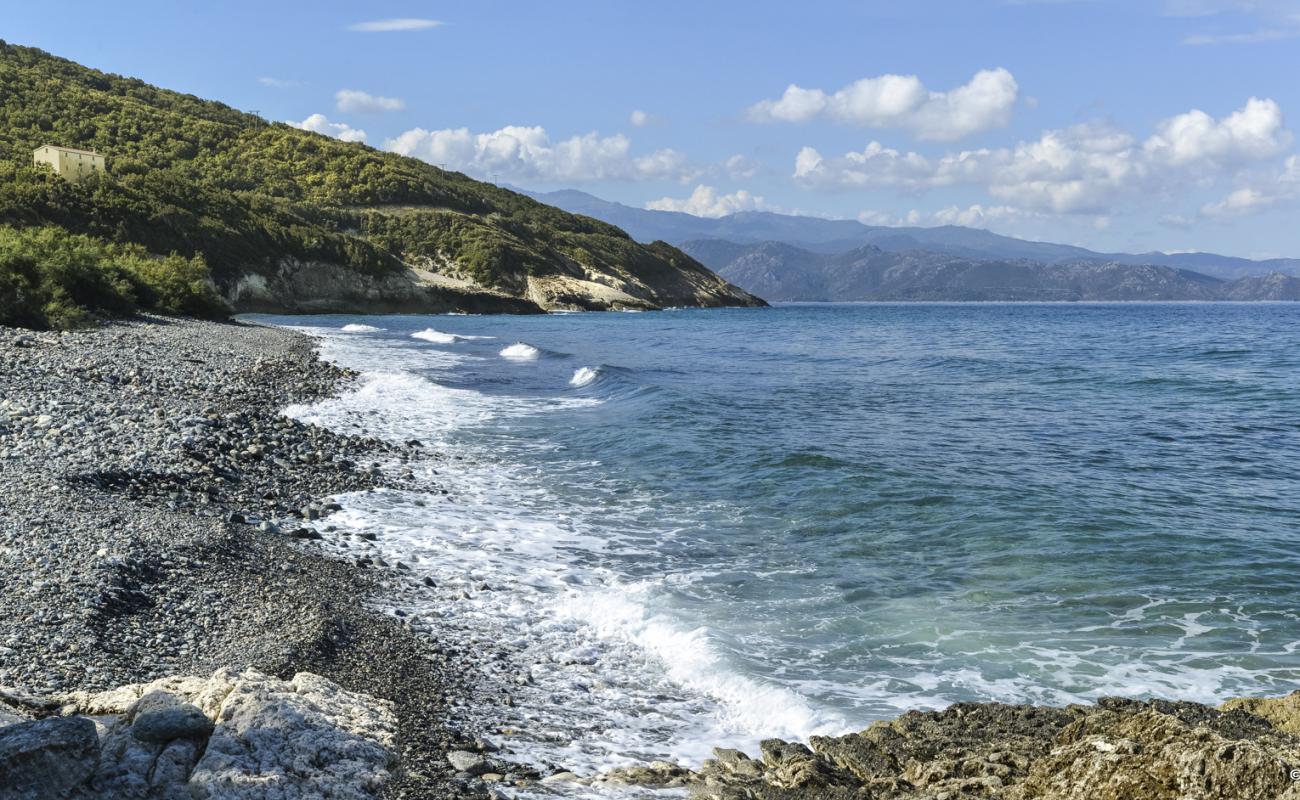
[589,694,1300,800]
[0,669,396,799]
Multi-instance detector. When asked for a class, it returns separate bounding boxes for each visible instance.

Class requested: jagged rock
[1012,702,1300,800]
[698,747,764,782]
[687,698,1300,800]
[55,668,397,798]
[1221,691,1300,736]
[759,739,849,791]
[0,716,99,799]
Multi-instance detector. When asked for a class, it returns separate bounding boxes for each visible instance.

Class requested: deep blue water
[255,303,1300,773]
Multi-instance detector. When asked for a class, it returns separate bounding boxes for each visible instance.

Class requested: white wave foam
[285,369,594,446]
[501,342,542,360]
[553,583,846,748]
[570,367,599,387]
[411,328,461,344]
[340,324,383,333]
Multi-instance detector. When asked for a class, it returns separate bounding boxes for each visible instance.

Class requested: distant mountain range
[678,241,1300,302]
[526,189,1300,285]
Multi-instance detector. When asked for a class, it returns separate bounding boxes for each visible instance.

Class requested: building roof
[34,144,102,157]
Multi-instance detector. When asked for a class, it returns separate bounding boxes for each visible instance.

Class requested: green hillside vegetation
[0,226,223,328]
[0,40,752,327]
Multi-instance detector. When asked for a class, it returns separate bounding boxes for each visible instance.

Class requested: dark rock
[130,697,214,743]
[0,716,99,799]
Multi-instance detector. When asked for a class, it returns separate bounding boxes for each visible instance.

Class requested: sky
[4,0,1300,258]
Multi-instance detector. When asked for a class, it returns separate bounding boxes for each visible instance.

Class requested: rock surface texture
[1,669,396,799]
[683,695,1300,800]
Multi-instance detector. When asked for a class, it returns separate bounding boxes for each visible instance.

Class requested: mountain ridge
[526,189,1300,282]
[681,238,1300,302]
[0,41,762,327]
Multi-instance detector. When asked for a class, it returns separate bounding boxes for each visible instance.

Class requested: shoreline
[0,316,512,798]
[4,315,1300,800]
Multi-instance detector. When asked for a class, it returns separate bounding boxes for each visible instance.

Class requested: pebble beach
[0,317,505,798]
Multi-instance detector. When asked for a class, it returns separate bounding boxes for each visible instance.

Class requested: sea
[251,302,1300,787]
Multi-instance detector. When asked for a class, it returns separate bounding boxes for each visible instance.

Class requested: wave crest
[501,342,542,360]
[570,366,600,387]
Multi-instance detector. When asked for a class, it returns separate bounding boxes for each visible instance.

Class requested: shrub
[0,225,228,329]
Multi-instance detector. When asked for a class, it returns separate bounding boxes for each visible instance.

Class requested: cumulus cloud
[336,89,405,113]
[1143,97,1290,166]
[629,110,655,127]
[646,185,772,218]
[795,98,1294,216]
[385,125,697,183]
[348,18,442,32]
[747,68,1019,141]
[291,113,366,143]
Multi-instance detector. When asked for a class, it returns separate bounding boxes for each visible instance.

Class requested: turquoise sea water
[257,303,1300,775]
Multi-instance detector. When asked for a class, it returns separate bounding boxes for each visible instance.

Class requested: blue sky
[5,1,1300,257]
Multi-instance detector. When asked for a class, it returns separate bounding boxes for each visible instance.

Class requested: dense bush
[0,39,696,318]
[0,225,227,329]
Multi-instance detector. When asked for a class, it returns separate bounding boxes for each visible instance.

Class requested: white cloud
[1196,154,1300,218]
[1172,0,1300,44]
[932,204,1034,227]
[629,110,653,127]
[795,98,1294,216]
[258,76,300,89]
[385,125,698,183]
[336,88,406,113]
[1283,154,1300,183]
[646,185,771,218]
[1184,27,1300,44]
[348,18,443,32]
[291,114,367,143]
[856,209,922,227]
[1143,97,1290,166]
[747,68,1019,141]
[723,154,760,180]
[1165,0,1298,17]
[1199,187,1279,217]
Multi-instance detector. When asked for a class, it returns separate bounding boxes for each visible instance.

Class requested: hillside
[0,41,762,326]
[685,239,1296,302]
[529,189,1300,281]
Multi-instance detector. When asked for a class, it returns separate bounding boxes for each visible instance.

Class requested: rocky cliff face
[222,251,764,315]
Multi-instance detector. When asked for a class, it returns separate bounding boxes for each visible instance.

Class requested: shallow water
[253,303,1300,777]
